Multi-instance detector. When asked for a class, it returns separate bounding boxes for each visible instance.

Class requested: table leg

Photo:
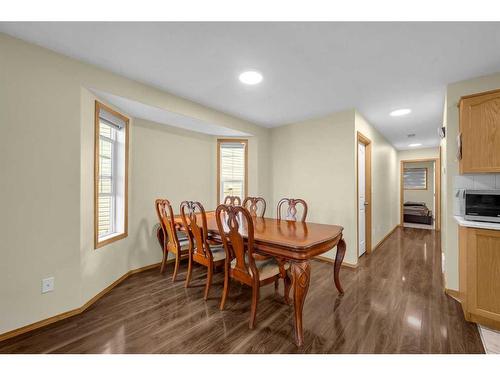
[334,238,346,294]
[291,260,311,347]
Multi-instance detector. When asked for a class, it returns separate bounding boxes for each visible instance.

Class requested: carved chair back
[155,199,181,252]
[215,204,258,283]
[180,201,211,260]
[223,195,241,206]
[242,197,267,218]
[276,198,308,222]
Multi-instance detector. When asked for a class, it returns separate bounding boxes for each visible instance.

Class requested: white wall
[0,33,269,335]
[354,111,399,249]
[442,71,500,291]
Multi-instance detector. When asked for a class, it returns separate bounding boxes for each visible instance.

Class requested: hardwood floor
[0,227,484,353]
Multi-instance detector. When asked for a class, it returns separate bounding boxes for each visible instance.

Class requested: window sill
[95,232,128,249]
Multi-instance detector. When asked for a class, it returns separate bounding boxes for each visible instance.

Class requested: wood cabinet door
[467,228,500,321]
[459,226,468,309]
[459,89,500,173]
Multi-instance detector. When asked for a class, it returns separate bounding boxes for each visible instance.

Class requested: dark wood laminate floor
[0,227,485,353]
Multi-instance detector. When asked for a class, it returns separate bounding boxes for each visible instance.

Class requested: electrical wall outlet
[41,277,54,294]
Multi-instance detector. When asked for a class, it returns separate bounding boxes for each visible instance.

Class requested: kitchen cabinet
[459,89,500,174]
[459,226,500,330]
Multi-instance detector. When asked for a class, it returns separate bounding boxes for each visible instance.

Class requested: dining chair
[216,204,291,329]
[180,201,226,300]
[155,199,190,281]
[277,198,308,222]
[223,195,241,206]
[242,196,266,218]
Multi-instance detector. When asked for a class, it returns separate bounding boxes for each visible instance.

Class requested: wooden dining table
[169,212,346,347]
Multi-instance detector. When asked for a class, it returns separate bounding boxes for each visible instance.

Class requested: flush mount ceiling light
[239,70,263,85]
[408,143,422,147]
[390,108,412,117]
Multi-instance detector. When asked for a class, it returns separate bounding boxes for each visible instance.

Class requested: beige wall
[354,111,399,250]
[0,31,407,335]
[270,110,399,265]
[442,71,500,291]
[403,161,435,213]
[0,33,269,335]
[80,88,217,303]
[398,147,439,161]
[1,36,83,334]
[270,110,357,263]
[440,98,448,276]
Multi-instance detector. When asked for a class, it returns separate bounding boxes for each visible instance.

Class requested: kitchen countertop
[454,215,500,231]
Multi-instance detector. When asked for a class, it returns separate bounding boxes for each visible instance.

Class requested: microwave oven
[465,190,500,223]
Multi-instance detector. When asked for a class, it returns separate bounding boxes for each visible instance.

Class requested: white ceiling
[2,22,500,149]
[91,90,251,137]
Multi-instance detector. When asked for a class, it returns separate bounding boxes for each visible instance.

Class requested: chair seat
[179,238,190,251]
[210,244,226,261]
[231,255,289,280]
[193,244,226,261]
[176,230,188,240]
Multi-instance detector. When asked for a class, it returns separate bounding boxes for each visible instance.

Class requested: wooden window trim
[217,139,248,204]
[403,167,428,190]
[94,101,129,249]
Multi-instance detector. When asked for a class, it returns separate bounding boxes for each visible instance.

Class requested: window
[404,168,427,190]
[217,139,248,204]
[94,101,129,248]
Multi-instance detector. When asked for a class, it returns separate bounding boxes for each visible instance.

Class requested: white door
[358,143,366,256]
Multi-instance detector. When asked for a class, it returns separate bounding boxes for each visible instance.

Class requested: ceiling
[2,22,500,149]
[91,90,251,137]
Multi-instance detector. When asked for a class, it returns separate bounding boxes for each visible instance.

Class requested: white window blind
[96,103,128,246]
[98,120,116,237]
[404,168,427,190]
[219,141,246,203]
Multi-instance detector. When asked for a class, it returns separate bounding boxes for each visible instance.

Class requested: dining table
[166,212,346,347]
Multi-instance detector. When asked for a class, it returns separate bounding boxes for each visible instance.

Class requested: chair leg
[274,279,279,293]
[249,284,259,329]
[172,252,180,282]
[220,262,230,310]
[184,252,193,288]
[204,263,213,300]
[284,273,292,305]
[160,249,168,274]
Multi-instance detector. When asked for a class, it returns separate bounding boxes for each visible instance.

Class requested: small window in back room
[94,101,129,249]
[404,168,427,190]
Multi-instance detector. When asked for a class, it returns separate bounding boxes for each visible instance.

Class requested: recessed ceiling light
[390,108,411,117]
[239,70,263,85]
[408,143,422,147]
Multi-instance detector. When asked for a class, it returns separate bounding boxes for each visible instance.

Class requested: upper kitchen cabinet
[459,89,500,174]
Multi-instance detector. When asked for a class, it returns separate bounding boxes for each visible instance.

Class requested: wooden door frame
[400,157,441,231]
[356,132,372,257]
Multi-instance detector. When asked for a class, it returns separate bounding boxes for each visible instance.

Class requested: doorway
[357,132,372,258]
[400,158,441,230]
